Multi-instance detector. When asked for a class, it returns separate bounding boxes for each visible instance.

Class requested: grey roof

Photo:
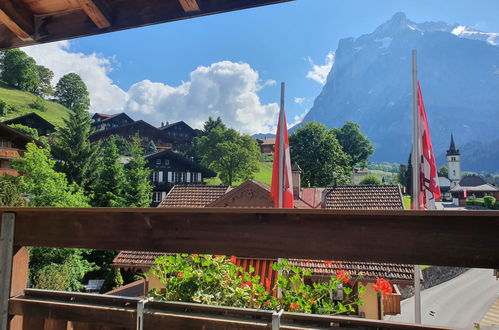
[446,134,460,156]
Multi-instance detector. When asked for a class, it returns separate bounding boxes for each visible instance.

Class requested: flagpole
[278,82,285,209]
[277,82,285,298]
[411,49,422,324]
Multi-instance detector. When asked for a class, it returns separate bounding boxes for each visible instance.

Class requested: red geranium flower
[289,302,299,310]
[336,270,351,284]
[309,298,315,302]
[372,277,393,296]
[323,260,333,265]
[192,254,199,257]
[230,255,237,264]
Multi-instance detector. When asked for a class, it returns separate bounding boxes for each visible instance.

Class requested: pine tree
[124,136,153,207]
[92,137,127,207]
[145,140,157,155]
[51,104,98,193]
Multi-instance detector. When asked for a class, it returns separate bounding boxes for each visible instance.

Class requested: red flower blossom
[289,302,299,310]
[230,255,237,264]
[177,272,183,279]
[309,298,315,302]
[214,255,223,258]
[323,260,333,265]
[192,254,199,257]
[305,259,311,262]
[372,277,393,296]
[336,270,351,284]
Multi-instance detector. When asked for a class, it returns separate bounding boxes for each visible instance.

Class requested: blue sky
[24,0,499,134]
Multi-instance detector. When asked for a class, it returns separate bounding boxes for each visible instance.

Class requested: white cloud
[306,51,335,85]
[294,97,306,104]
[23,42,279,134]
[24,41,128,113]
[288,109,309,128]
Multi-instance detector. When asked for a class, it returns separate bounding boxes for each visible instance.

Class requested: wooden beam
[1,208,498,268]
[1,0,293,49]
[0,212,15,330]
[179,0,200,12]
[76,0,111,29]
[0,0,34,41]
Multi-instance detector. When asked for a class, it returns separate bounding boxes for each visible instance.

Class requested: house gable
[2,112,56,136]
[209,180,273,207]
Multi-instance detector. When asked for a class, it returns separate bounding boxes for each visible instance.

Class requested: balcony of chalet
[0,207,497,329]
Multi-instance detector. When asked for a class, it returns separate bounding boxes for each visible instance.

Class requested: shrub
[466,199,485,207]
[0,99,8,116]
[7,124,39,139]
[483,196,496,209]
[30,96,47,112]
[359,174,382,185]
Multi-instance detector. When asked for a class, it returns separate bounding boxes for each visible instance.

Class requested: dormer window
[156,159,161,165]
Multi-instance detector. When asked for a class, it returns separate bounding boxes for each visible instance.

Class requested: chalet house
[90,120,175,151]
[111,180,409,319]
[0,123,42,176]
[91,113,134,131]
[256,138,275,155]
[144,150,216,206]
[449,175,499,206]
[158,121,198,145]
[352,168,370,185]
[2,112,56,137]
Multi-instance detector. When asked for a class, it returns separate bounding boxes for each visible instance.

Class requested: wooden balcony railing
[0,169,18,177]
[0,208,498,329]
[0,148,23,159]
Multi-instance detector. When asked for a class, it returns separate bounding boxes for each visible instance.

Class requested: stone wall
[399,266,469,299]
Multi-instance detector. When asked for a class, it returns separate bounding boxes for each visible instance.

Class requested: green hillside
[205,160,273,186]
[0,83,69,127]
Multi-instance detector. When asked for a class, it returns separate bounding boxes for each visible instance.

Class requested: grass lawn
[0,83,69,127]
[369,169,397,183]
[204,160,273,186]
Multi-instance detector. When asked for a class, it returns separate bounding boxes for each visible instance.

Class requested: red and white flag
[417,82,441,210]
[270,85,294,209]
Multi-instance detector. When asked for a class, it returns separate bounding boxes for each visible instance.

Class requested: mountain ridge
[300,13,499,172]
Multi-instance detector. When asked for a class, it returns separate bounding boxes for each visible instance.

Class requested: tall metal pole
[278,82,285,209]
[411,49,422,324]
[277,82,285,298]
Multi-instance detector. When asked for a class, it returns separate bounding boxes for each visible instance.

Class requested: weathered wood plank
[0,212,15,330]
[76,0,111,29]
[1,208,498,268]
[0,0,34,41]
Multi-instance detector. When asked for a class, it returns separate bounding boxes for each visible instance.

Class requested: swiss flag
[417,83,441,210]
[270,95,294,209]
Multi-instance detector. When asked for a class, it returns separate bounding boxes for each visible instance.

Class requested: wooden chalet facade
[159,121,198,145]
[256,138,275,155]
[90,120,175,151]
[91,113,134,131]
[2,112,55,136]
[0,122,41,176]
[144,150,216,206]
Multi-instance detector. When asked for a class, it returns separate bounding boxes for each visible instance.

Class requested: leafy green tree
[0,99,8,117]
[12,143,89,207]
[7,123,39,139]
[332,121,373,167]
[51,104,98,192]
[31,249,95,291]
[438,165,448,177]
[54,73,90,110]
[35,65,54,97]
[289,122,351,187]
[30,96,47,112]
[0,177,26,206]
[359,174,382,185]
[195,124,260,186]
[202,116,226,136]
[0,49,40,93]
[145,140,157,155]
[92,137,127,207]
[124,136,153,207]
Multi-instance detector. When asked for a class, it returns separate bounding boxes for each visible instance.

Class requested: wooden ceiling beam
[0,0,34,41]
[76,0,111,29]
[179,0,200,12]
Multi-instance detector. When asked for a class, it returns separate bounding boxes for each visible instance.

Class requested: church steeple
[446,133,459,156]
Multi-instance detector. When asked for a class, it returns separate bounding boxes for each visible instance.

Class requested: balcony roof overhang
[0,0,293,50]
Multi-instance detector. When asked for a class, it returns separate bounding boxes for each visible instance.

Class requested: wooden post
[0,212,15,330]
[9,247,29,330]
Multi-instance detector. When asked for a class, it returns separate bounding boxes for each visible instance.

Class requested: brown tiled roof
[112,251,164,269]
[325,185,403,210]
[288,260,415,283]
[158,185,230,208]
